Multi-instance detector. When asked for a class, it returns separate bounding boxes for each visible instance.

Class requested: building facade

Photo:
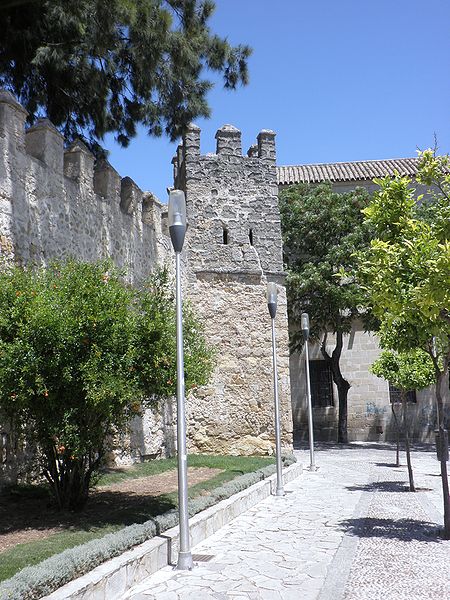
[277,158,444,443]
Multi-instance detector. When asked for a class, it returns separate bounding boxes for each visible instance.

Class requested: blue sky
[104,0,450,202]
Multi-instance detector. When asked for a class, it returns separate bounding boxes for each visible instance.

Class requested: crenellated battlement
[0,90,169,281]
[171,122,282,279]
[0,90,166,224]
[172,122,276,189]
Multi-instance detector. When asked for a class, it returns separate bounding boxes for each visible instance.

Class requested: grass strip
[0,454,295,600]
[0,455,275,583]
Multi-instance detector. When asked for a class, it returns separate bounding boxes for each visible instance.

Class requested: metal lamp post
[267,282,284,496]
[302,312,316,471]
[168,189,193,571]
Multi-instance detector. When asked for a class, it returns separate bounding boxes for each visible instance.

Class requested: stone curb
[43,461,303,600]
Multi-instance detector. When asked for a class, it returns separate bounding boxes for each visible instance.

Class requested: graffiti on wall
[366,402,387,417]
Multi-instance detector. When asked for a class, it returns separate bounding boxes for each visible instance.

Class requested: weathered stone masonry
[0,90,169,278]
[0,89,172,480]
[174,124,293,455]
[0,90,293,484]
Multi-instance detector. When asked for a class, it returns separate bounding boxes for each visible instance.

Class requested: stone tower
[173,124,293,455]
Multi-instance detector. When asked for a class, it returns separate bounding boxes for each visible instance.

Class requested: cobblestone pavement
[121,444,449,600]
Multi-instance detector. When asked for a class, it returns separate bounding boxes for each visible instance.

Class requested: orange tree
[0,261,213,510]
[357,152,450,537]
[370,348,435,491]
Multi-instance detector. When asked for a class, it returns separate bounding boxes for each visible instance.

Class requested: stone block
[176,143,183,167]
[64,139,95,184]
[79,584,104,600]
[120,176,142,215]
[247,143,258,157]
[0,89,28,151]
[171,154,178,178]
[183,123,200,160]
[93,160,121,199]
[257,129,276,161]
[26,118,64,172]
[104,566,127,599]
[215,124,242,156]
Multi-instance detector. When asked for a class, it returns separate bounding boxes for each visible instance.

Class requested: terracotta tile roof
[277,157,420,185]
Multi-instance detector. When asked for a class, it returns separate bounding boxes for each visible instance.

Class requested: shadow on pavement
[346,481,411,493]
[339,516,443,542]
[294,441,436,453]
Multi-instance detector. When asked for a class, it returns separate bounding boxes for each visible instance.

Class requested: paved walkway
[122,444,449,600]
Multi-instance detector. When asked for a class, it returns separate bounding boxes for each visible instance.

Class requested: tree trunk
[402,391,415,492]
[435,370,450,539]
[321,329,350,444]
[335,374,350,444]
[391,402,401,466]
[439,447,450,539]
[43,447,99,511]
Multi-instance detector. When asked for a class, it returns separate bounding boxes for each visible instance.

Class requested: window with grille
[309,360,334,407]
[388,383,417,404]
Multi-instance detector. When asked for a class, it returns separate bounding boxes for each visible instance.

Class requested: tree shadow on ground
[346,480,411,493]
[375,462,403,468]
[0,487,176,536]
[294,441,436,453]
[339,516,443,542]
[346,480,433,493]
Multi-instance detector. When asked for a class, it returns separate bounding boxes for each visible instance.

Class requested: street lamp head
[267,282,277,319]
[168,189,187,252]
[301,312,310,341]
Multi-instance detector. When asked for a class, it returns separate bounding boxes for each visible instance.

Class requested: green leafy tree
[358,152,450,537]
[371,349,435,491]
[0,261,213,510]
[279,183,373,443]
[0,0,251,150]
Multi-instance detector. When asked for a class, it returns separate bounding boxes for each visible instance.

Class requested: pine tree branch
[0,0,42,9]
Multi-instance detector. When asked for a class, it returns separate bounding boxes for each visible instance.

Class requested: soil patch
[100,466,220,497]
[0,466,222,553]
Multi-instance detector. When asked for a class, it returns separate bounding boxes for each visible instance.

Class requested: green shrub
[0,261,213,510]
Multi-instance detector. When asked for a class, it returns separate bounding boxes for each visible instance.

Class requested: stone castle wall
[0,90,169,278]
[0,90,293,484]
[0,90,174,479]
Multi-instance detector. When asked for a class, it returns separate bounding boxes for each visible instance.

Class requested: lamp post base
[307,465,319,472]
[176,551,194,570]
[274,487,285,497]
